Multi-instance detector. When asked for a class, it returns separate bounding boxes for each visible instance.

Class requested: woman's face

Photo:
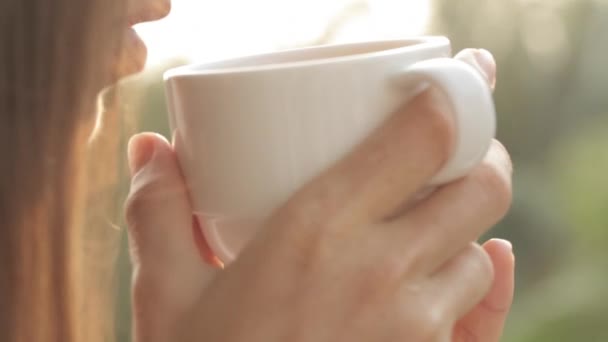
[113,0,171,80]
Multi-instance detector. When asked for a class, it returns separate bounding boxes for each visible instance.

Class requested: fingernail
[492,238,512,252]
[127,134,156,176]
[473,49,496,89]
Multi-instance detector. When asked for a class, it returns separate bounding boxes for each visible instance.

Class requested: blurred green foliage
[432,0,608,340]
[110,0,608,341]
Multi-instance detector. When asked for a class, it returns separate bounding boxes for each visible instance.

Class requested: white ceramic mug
[164,36,496,264]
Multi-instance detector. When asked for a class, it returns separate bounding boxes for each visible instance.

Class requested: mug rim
[164,36,450,79]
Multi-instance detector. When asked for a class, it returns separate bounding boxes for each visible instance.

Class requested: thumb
[125,133,218,341]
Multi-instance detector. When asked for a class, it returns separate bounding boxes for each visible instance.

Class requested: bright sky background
[134,0,432,67]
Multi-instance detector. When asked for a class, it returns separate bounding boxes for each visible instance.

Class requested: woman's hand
[125,49,514,342]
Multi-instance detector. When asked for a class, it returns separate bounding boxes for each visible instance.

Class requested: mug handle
[395,58,496,185]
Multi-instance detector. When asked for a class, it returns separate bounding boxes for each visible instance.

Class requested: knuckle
[472,160,513,219]
[271,184,349,258]
[398,239,428,275]
[124,184,152,229]
[413,304,446,340]
[467,244,494,288]
[283,179,344,229]
[268,208,330,268]
[124,173,181,228]
[352,266,394,307]
[393,289,446,340]
[410,88,456,164]
[124,187,161,244]
[363,253,404,288]
[287,231,329,271]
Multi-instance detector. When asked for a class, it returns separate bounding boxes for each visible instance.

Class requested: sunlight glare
[135,0,432,67]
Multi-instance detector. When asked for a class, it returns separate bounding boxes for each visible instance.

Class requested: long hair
[0,0,126,341]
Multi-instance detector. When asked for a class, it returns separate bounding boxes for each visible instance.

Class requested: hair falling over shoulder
[0,1,126,341]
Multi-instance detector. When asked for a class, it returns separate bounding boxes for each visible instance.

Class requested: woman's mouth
[123,27,148,73]
[107,3,172,85]
[107,27,148,84]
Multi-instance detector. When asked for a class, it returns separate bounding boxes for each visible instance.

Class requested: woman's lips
[103,4,172,86]
[116,27,148,78]
[126,27,148,63]
[103,27,147,86]
[120,2,172,75]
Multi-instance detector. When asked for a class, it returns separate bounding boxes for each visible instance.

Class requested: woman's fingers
[125,133,219,342]
[429,243,495,321]
[274,49,498,233]
[381,139,512,274]
[387,243,494,342]
[275,87,456,233]
[454,48,497,91]
[453,239,515,342]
